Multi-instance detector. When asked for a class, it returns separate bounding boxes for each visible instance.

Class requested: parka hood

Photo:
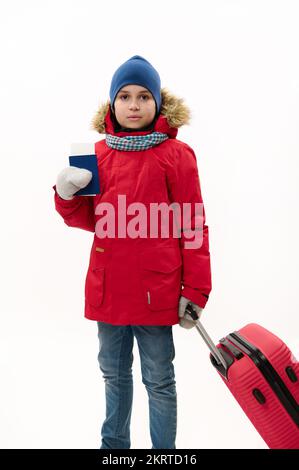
[90,87,191,139]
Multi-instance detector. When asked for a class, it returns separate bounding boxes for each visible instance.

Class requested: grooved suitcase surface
[217,323,299,449]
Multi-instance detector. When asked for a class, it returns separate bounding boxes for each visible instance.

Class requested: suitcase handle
[185,304,229,372]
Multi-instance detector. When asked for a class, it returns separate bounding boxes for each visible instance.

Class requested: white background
[0,0,298,449]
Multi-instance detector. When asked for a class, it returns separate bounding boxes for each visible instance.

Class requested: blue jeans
[97,322,177,449]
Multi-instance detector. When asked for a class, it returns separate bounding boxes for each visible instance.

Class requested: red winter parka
[53,88,212,325]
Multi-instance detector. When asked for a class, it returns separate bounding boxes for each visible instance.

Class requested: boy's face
[113,84,156,129]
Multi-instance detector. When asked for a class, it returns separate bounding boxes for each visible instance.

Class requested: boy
[53,55,212,449]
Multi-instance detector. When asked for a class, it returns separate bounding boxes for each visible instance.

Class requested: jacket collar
[91,87,191,139]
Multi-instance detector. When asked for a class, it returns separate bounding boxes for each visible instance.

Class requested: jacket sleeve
[52,185,95,232]
[166,144,212,308]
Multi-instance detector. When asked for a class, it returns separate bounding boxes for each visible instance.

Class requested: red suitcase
[185,305,299,449]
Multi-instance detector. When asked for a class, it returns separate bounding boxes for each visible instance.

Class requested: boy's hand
[178,296,203,329]
[56,167,92,200]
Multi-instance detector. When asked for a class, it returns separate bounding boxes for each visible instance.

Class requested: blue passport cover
[69,154,100,196]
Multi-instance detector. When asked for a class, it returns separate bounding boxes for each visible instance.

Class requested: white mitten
[56,167,93,200]
[178,295,203,329]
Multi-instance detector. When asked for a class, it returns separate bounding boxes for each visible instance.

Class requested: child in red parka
[53,55,212,449]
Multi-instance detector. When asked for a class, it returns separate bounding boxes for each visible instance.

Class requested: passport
[69,143,100,196]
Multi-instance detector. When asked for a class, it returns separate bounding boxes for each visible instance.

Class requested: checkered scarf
[105,131,169,151]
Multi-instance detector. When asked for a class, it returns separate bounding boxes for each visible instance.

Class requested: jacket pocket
[139,248,182,311]
[85,267,105,307]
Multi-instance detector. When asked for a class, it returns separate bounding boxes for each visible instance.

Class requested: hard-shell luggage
[186,305,299,449]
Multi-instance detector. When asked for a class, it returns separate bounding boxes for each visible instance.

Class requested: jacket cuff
[52,185,78,207]
[181,286,209,309]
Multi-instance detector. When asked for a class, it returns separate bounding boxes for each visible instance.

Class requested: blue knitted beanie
[109,55,161,113]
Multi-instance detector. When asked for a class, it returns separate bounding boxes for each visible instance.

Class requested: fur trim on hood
[90,87,191,134]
